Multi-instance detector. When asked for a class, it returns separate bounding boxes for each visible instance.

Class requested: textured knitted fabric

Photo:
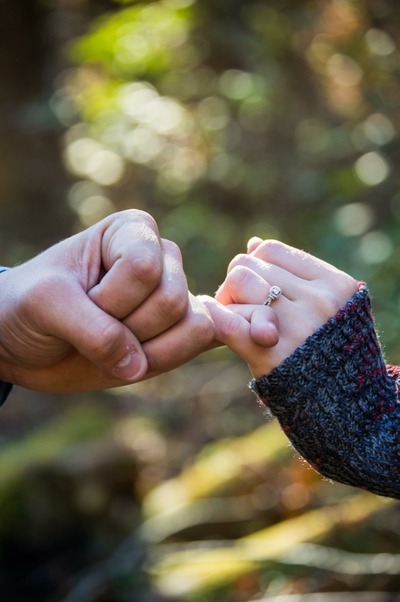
[251,283,400,499]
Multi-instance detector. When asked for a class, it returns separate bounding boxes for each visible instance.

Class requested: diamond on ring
[264,285,282,307]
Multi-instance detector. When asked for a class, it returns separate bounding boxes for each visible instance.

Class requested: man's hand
[0,210,213,392]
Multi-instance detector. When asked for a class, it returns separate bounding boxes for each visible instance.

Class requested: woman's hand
[202,239,358,378]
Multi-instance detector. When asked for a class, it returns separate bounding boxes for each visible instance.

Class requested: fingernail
[113,352,142,380]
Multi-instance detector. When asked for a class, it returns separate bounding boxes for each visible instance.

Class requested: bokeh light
[354,151,390,186]
[3,1,400,601]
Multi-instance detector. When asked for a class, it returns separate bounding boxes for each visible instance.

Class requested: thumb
[49,288,148,382]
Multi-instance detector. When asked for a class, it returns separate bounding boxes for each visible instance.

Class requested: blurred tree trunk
[0,0,86,263]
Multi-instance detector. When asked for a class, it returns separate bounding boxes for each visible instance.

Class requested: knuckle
[162,238,183,263]
[122,208,159,231]
[191,308,215,344]
[160,288,188,322]
[336,274,358,300]
[137,210,159,232]
[324,294,340,317]
[228,253,248,272]
[219,313,241,340]
[228,265,251,287]
[311,286,340,321]
[126,253,163,288]
[255,239,285,259]
[86,318,122,363]
[326,284,351,314]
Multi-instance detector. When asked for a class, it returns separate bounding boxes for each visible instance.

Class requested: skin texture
[0,210,214,392]
[201,238,359,379]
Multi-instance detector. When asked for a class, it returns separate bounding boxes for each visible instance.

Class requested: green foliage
[53,7,400,594]
[3,2,400,600]
[70,2,194,79]
[58,1,400,348]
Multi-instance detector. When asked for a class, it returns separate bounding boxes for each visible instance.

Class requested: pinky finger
[223,303,279,347]
[248,306,279,347]
[200,296,278,361]
[199,296,253,358]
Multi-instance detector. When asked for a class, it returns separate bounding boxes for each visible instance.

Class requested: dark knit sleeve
[251,284,400,499]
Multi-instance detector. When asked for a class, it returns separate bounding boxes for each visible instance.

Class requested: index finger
[89,210,163,319]
[248,239,339,281]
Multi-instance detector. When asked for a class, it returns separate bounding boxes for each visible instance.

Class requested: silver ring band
[264,285,282,307]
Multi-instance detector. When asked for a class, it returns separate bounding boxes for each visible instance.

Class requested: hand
[0,210,201,392]
[203,239,358,378]
[142,292,215,377]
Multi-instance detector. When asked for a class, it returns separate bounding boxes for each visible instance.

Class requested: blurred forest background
[1,0,400,601]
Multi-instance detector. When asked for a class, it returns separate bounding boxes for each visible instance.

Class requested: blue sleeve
[0,266,12,406]
[0,381,13,407]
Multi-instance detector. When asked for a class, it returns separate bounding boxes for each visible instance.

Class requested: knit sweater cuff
[251,283,400,499]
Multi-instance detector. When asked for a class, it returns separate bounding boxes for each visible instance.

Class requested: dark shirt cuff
[0,381,13,407]
[0,266,12,405]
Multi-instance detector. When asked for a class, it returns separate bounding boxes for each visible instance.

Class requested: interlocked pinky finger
[199,296,254,357]
[200,296,279,359]
[248,306,279,347]
[222,303,279,347]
